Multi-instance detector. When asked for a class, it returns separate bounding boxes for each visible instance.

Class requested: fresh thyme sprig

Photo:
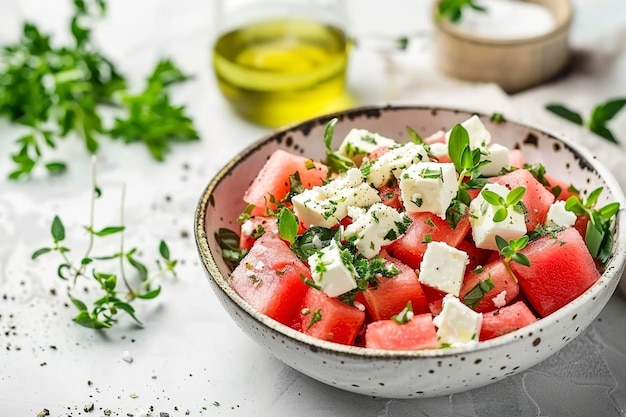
[31,158,178,329]
[494,235,530,284]
[545,98,626,144]
[480,186,526,222]
[564,187,620,262]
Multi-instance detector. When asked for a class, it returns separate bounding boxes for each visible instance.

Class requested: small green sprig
[481,186,526,222]
[391,301,414,325]
[323,118,355,175]
[546,98,626,144]
[32,159,178,329]
[463,276,495,309]
[437,0,487,23]
[495,235,530,284]
[564,187,620,262]
[445,124,489,228]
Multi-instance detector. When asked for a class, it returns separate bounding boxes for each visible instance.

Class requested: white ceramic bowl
[194,106,626,398]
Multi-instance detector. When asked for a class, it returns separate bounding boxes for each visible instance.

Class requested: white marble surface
[1,1,626,416]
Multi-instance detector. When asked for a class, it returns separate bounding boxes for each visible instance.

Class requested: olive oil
[213,19,350,126]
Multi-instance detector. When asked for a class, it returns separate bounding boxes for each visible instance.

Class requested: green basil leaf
[545,104,584,125]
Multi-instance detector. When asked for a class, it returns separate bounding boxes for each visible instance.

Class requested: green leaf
[114,301,142,325]
[589,123,618,144]
[512,253,530,267]
[277,207,299,244]
[494,235,508,252]
[69,294,89,312]
[492,207,508,223]
[127,254,148,281]
[57,263,72,280]
[448,124,470,173]
[406,126,424,144]
[159,240,170,260]
[45,162,67,175]
[545,104,584,125]
[92,226,125,236]
[463,276,495,308]
[51,215,65,242]
[292,226,337,262]
[323,118,354,174]
[590,98,626,124]
[506,187,526,206]
[481,189,504,207]
[32,247,52,259]
[137,286,161,300]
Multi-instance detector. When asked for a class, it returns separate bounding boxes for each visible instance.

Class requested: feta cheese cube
[491,290,507,309]
[399,162,458,219]
[342,203,411,259]
[479,143,510,177]
[445,115,491,149]
[545,200,576,228]
[338,129,398,163]
[419,241,469,296]
[433,294,483,347]
[469,183,526,251]
[308,240,357,297]
[292,168,381,228]
[365,142,430,188]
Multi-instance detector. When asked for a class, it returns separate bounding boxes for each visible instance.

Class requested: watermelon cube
[243,149,328,216]
[365,313,438,350]
[459,259,519,313]
[386,212,470,269]
[361,252,429,321]
[229,233,310,326]
[479,301,537,341]
[298,288,365,345]
[510,227,600,317]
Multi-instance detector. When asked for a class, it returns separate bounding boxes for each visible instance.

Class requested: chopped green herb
[277,207,299,244]
[391,301,413,324]
[323,118,355,175]
[463,276,495,309]
[308,308,323,328]
[422,233,432,244]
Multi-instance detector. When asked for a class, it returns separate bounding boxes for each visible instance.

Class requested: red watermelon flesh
[386,212,470,269]
[479,301,537,341]
[230,233,310,326]
[490,168,555,231]
[243,149,328,216]
[510,227,600,317]
[298,288,365,345]
[459,259,520,313]
[365,313,438,350]
[361,252,429,321]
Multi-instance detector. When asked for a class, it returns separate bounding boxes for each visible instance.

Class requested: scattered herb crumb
[212,401,220,407]
[129,393,139,399]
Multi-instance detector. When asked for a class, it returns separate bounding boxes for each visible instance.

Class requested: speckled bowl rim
[195,104,626,361]
[433,0,573,46]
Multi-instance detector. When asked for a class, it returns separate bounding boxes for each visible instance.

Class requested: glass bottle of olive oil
[212,18,350,127]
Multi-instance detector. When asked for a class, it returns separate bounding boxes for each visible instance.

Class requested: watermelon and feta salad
[217,115,620,350]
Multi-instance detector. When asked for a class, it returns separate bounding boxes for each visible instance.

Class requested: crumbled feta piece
[469,183,526,250]
[308,240,357,297]
[342,203,410,258]
[240,219,255,236]
[428,142,449,160]
[399,161,458,219]
[365,142,430,187]
[292,168,381,228]
[492,290,507,308]
[546,200,576,228]
[338,128,398,163]
[479,143,510,177]
[445,115,491,149]
[419,241,469,296]
[433,294,483,347]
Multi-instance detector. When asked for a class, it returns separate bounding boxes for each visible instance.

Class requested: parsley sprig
[546,98,626,144]
[564,187,620,262]
[1,0,198,180]
[31,158,178,329]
